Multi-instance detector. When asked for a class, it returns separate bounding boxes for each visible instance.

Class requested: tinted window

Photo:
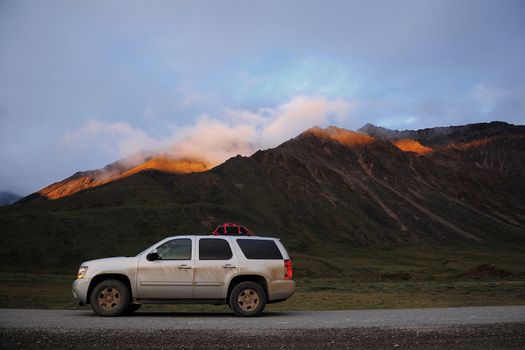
[157,239,192,260]
[237,239,283,259]
[199,239,233,260]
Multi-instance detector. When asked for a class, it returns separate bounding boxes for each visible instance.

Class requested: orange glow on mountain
[392,139,433,155]
[446,139,491,150]
[306,126,375,146]
[120,158,209,178]
[39,158,209,199]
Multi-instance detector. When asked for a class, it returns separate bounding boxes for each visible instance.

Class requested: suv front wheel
[89,279,130,317]
[229,281,266,317]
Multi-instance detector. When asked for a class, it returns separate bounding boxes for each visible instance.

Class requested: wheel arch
[227,274,268,301]
[87,273,133,305]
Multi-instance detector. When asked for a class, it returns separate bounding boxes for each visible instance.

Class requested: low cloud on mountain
[63,96,355,166]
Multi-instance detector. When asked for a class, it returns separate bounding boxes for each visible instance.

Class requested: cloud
[257,95,354,145]
[471,84,525,122]
[175,84,210,109]
[165,115,257,165]
[63,96,354,167]
[63,120,162,157]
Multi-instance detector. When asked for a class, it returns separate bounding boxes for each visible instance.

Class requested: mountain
[31,155,209,200]
[0,191,22,206]
[1,121,524,274]
[358,121,525,176]
[358,121,524,145]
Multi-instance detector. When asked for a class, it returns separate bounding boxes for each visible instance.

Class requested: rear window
[199,238,233,260]
[237,239,283,260]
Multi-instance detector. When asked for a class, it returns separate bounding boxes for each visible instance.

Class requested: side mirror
[146,249,159,261]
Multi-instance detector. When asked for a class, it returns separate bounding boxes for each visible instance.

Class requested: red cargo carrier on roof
[212,223,253,236]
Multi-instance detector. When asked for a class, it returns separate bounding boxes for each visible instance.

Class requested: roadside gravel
[2,307,525,349]
[2,323,525,349]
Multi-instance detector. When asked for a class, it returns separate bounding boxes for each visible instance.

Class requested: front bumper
[72,278,90,305]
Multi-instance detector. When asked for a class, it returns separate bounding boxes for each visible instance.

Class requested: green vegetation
[293,244,525,280]
[0,273,79,310]
[277,279,525,311]
[1,245,523,311]
[1,273,524,311]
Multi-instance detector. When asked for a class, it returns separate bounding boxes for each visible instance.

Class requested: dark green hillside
[1,122,525,278]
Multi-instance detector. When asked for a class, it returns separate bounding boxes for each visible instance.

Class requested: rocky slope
[33,155,209,200]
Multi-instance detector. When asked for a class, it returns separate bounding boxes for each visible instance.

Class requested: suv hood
[82,256,139,274]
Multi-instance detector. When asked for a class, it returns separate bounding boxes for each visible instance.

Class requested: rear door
[194,237,239,299]
[136,237,194,299]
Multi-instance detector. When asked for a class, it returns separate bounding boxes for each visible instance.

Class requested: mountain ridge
[33,157,210,200]
[24,121,525,202]
[358,121,525,146]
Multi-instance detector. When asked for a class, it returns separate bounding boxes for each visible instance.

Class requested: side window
[199,239,233,260]
[157,239,192,260]
[237,239,283,259]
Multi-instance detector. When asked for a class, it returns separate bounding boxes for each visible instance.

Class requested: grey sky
[1,0,524,195]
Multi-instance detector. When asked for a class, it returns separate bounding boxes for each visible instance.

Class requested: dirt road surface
[1,306,524,349]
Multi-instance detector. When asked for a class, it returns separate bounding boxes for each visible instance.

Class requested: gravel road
[1,306,525,349]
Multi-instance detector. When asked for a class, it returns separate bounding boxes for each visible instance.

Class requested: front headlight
[77,266,88,279]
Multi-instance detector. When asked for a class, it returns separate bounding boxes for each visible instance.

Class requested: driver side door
[136,238,194,299]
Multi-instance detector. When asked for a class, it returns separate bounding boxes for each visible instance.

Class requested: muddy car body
[73,235,295,316]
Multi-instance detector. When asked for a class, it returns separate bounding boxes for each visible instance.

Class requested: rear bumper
[268,280,296,301]
[72,279,90,305]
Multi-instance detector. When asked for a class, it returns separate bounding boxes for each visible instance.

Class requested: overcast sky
[1,0,524,195]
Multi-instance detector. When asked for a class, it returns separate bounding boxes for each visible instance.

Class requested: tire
[89,279,130,317]
[229,281,266,317]
[125,303,142,315]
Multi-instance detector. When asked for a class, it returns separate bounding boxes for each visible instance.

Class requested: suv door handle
[178,264,192,269]
[222,264,237,268]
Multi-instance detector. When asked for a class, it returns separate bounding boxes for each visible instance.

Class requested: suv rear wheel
[229,281,266,317]
[89,279,130,317]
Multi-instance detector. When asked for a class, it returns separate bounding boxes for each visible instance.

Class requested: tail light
[284,259,293,280]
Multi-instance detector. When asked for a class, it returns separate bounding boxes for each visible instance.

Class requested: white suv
[72,234,295,317]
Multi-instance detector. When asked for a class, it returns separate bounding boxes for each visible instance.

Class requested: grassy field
[1,274,524,312]
[1,245,524,311]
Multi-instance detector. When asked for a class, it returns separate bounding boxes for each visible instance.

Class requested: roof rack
[212,223,254,236]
